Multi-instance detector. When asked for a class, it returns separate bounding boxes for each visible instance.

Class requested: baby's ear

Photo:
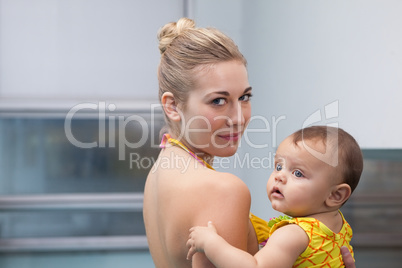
[326,183,352,208]
[161,92,181,122]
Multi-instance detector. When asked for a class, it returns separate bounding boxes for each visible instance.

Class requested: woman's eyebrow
[244,87,252,93]
[212,91,230,96]
[208,87,253,97]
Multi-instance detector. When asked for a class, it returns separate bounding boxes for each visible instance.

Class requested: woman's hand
[186,221,218,260]
[341,246,356,268]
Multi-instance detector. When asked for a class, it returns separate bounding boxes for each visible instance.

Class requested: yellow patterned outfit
[268,211,354,268]
[249,213,271,246]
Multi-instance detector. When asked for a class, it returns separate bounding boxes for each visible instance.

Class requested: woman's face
[178,60,252,158]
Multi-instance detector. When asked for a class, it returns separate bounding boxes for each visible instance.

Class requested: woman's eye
[239,94,252,102]
[293,170,304,178]
[276,163,282,171]
[212,98,226,105]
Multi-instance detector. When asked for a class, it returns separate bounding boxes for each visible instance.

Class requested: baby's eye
[276,163,282,171]
[212,98,226,105]
[293,170,304,178]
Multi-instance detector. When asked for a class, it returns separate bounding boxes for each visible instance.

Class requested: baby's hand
[186,221,217,260]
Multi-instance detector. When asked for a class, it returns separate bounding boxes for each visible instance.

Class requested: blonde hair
[157,18,247,134]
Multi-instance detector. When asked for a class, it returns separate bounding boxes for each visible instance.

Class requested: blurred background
[0,0,401,267]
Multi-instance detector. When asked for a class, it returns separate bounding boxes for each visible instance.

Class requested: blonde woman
[143,18,355,268]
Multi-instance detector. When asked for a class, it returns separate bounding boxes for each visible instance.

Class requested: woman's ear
[326,183,352,208]
[161,92,181,122]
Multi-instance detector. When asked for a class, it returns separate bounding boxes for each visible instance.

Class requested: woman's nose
[227,102,245,126]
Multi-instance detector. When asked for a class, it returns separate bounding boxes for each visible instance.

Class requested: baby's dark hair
[292,126,363,193]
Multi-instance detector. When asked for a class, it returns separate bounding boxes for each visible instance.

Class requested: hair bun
[157,17,195,54]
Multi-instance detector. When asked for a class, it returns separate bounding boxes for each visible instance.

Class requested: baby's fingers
[207,221,217,232]
[186,236,192,249]
[186,247,196,260]
[186,240,196,260]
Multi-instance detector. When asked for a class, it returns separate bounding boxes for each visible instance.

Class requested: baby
[186,126,363,267]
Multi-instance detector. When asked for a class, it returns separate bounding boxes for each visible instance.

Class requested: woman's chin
[215,148,238,158]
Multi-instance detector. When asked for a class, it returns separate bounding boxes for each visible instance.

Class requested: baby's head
[291,126,363,195]
[267,126,363,217]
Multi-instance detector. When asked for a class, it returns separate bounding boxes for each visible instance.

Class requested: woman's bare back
[143,148,254,268]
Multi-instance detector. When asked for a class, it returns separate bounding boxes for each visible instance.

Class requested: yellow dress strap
[249,212,270,246]
[160,134,214,170]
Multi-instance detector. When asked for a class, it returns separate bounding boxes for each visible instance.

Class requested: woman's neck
[180,141,214,166]
[163,134,215,168]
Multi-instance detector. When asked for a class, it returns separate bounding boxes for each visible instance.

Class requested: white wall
[0,0,183,105]
[243,0,402,149]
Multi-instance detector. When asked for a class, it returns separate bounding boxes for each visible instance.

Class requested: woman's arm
[189,172,252,267]
[341,246,356,268]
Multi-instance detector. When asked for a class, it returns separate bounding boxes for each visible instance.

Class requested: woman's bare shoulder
[188,169,251,215]
[192,169,250,196]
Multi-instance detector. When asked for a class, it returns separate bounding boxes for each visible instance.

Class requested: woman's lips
[218,133,240,141]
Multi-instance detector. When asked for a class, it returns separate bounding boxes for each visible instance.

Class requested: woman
[143,18,355,268]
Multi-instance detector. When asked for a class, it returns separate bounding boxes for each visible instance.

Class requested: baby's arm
[187,221,308,268]
[187,221,260,267]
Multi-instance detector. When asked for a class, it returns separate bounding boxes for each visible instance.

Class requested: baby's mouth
[272,186,284,198]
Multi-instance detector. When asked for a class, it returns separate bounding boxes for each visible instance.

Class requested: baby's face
[266,136,338,217]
